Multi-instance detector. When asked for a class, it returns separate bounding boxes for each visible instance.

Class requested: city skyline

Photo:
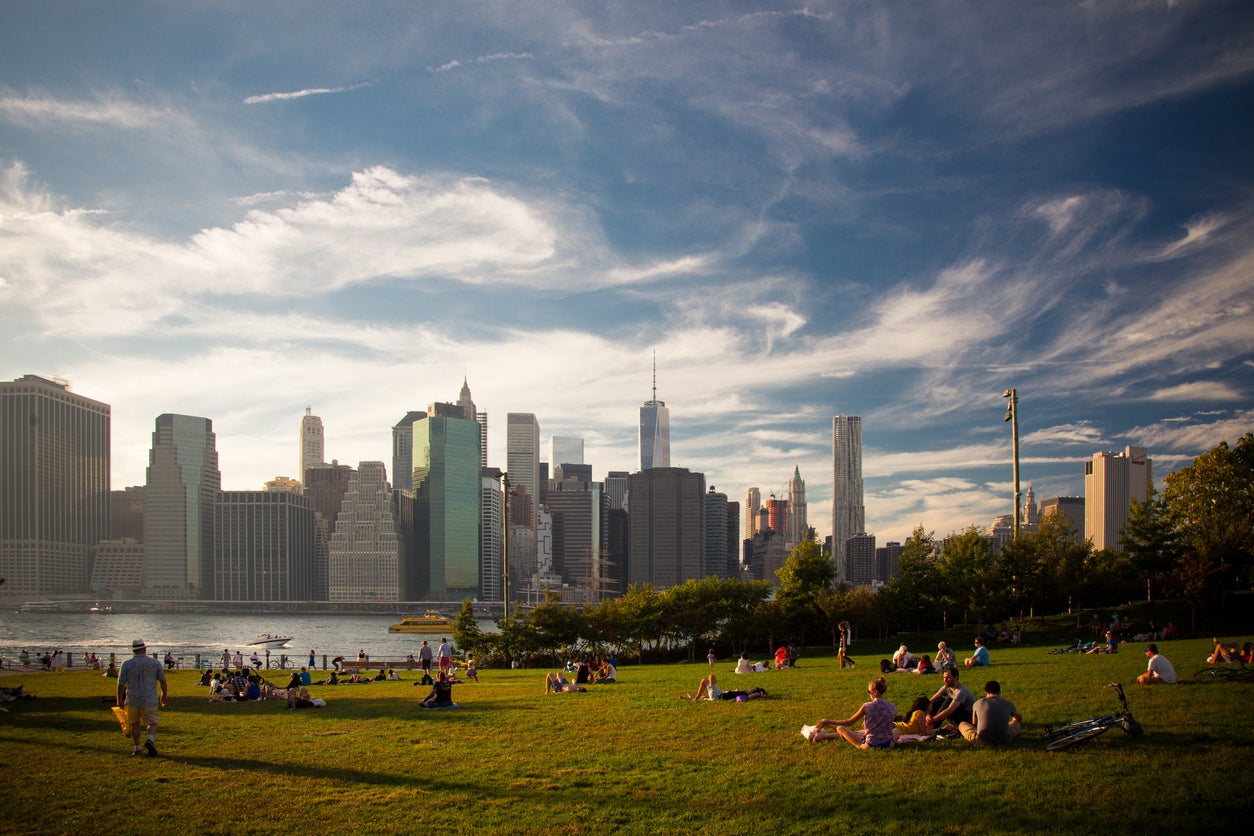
[2,4,1252,546]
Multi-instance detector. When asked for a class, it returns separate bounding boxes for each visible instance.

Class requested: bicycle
[1192,659,1254,683]
[1042,682,1144,751]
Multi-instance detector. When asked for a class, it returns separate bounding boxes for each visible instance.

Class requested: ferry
[388,610,455,633]
[19,601,61,612]
[247,633,293,647]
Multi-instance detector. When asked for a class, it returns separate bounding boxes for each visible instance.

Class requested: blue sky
[2,1,1252,545]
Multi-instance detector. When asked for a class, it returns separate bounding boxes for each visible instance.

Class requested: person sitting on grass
[964,637,990,667]
[894,696,937,737]
[935,642,957,672]
[545,672,586,693]
[892,644,917,671]
[287,687,325,709]
[808,677,899,749]
[420,671,457,708]
[1206,639,1253,665]
[958,680,1022,746]
[594,660,617,683]
[734,652,753,674]
[927,667,975,732]
[915,655,936,675]
[1137,643,1177,685]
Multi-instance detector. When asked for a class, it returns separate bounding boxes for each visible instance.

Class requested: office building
[327,461,399,601]
[90,539,144,596]
[786,467,808,546]
[546,476,608,600]
[744,487,761,541]
[626,467,705,589]
[551,436,584,470]
[0,375,110,596]
[457,378,488,469]
[410,404,482,600]
[391,411,426,493]
[299,407,324,482]
[506,412,541,594]
[845,533,877,586]
[143,414,220,599]
[215,490,315,601]
[1085,447,1151,552]
[604,471,629,511]
[766,496,788,539]
[481,467,504,602]
[705,486,729,579]
[109,486,145,543]
[639,357,670,470]
[303,461,355,601]
[1040,496,1085,543]
[832,415,865,580]
[875,541,903,583]
[726,500,741,576]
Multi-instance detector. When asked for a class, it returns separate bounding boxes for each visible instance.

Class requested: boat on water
[89,603,112,614]
[247,633,293,647]
[19,601,61,612]
[389,610,455,633]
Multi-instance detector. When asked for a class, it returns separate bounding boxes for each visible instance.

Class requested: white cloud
[1148,381,1244,402]
[243,83,371,105]
[0,91,168,129]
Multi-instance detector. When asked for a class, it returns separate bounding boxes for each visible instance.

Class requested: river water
[0,610,495,669]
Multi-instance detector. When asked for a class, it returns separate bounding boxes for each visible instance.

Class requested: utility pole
[1003,388,1021,541]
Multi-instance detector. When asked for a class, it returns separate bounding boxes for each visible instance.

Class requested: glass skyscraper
[412,405,482,599]
[143,413,220,598]
[639,355,670,470]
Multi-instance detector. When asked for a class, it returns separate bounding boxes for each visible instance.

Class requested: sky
[2,1,1253,547]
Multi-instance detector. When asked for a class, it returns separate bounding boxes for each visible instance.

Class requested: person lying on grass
[808,676,898,749]
[682,673,767,701]
[545,672,586,693]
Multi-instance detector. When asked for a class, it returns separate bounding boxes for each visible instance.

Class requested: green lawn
[2,637,1251,834]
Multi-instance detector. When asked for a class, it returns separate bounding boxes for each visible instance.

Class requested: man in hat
[1137,643,1177,685]
[117,638,167,756]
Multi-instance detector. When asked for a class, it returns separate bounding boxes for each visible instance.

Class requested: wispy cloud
[243,83,371,105]
[0,91,170,130]
[430,53,533,74]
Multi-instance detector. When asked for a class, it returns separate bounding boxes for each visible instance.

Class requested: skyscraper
[143,414,220,598]
[506,412,540,594]
[0,374,110,596]
[327,461,399,601]
[744,487,761,541]
[411,404,482,600]
[546,476,607,599]
[786,466,808,546]
[639,356,671,470]
[627,467,705,588]
[215,490,315,601]
[391,411,426,493]
[551,436,585,470]
[831,415,865,581]
[705,486,729,579]
[457,377,489,469]
[1085,446,1151,552]
[299,407,324,482]
[480,467,504,602]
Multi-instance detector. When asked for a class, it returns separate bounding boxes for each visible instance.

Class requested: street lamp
[502,472,510,622]
[1003,388,1020,542]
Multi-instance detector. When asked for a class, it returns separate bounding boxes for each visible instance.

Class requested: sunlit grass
[1,637,1250,834]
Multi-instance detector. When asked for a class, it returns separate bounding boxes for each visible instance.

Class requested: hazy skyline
[2,2,1252,545]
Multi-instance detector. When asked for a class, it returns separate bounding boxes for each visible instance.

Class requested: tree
[937,526,996,628]
[451,597,485,658]
[1121,488,1183,601]
[774,531,836,646]
[880,525,941,631]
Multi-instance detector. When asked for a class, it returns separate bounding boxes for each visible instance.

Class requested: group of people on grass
[877,638,981,674]
[544,656,618,693]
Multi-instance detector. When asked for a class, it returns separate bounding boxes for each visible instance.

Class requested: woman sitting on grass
[420,671,457,708]
[894,696,936,737]
[807,677,899,750]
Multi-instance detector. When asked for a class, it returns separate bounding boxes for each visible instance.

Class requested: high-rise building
[725,500,741,576]
[766,496,788,537]
[627,467,705,589]
[480,467,504,602]
[639,356,671,470]
[551,436,584,470]
[786,466,807,546]
[457,377,489,469]
[1085,446,1151,552]
[705,486,729,579]
[327,461,399,601]
[875,541,903,583]
[546,476,608,600]
[744,487,761,541]
[604,471,629,511]
[90,539,143,596]
[303,460,356,601]
[410,404,482,600]
[831,415,865,580]
[391,411,426,493]
[0,374,110,596]
[845,533,877,586]
[264,476,302,494]
[1022,482,1039,528]
[143,414,220,598]
[506,413,540,595]
[1040,496,1085,543]
[215,490,315,601]
[109,486,145,542]
[299,407,324,482]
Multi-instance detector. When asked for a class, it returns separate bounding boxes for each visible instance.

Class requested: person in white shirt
[1137,643,1176,684]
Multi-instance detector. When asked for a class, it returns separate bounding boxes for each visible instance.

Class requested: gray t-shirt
[971,695,1019,744]
[118,653,166,707]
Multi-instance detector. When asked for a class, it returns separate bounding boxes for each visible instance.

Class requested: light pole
[502,472,510,622]
[1003,388,1020,541]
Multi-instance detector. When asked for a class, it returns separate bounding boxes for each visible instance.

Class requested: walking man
[437,638,453,675]
[419,640,434,676]
[117,638,167,757]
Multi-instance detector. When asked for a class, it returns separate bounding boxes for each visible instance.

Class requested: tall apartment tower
[627,467,705,589]
[704,486,729,579]
[143,414,221,598]
[845,533,877,586]
[744,487,761,541]
[639,356,671,470]
[457,377,489,469]
[0,374,110,596]
[831,415,865,580]
[506,413,541,594]
[327,461,399,601]
[391,411,426,493]
[411,403,482,600]
[1085,446,1151,552]
[786,466,808,546]
[480,467,504,602]
[299,407,324,482]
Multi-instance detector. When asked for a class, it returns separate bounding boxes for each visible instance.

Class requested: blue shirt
[972,646,989,666]
[118,653,166,707]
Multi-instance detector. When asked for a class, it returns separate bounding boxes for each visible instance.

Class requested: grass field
[2,636,1252,835]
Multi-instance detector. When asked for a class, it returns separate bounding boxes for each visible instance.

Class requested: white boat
[247,633,293,647]
[19,601,60,612]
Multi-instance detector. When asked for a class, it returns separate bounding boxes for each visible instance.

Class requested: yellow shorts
[125,704,160,726]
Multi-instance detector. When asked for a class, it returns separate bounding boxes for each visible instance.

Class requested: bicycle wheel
[1193,668,1223,681]
[1043,717,1104,741]
[1045,725,1108,751]
[1121,716,1144,737]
